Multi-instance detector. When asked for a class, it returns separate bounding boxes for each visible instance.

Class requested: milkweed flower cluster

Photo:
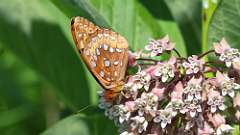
[98,36,240,135]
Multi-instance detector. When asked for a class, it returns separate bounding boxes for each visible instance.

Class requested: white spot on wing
[93,55,97,61]
[100,70,104,77]
[104,60,110,67]
[114,71,118,77]
[78,33,82,38]
[116,48,123,53]
[91,61,96,68]
[103,44,108,50]
[120,61,123,66]
[103,33,109,37]
[109,47,114,52]
[114,61,119,65]
[98,34,103,38]
[96,48,100,55]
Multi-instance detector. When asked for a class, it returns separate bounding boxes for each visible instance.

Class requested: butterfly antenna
[76,104,94,114]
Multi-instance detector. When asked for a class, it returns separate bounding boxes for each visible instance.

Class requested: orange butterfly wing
[71,17,128,93]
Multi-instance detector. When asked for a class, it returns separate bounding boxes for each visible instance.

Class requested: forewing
[71,17,128,90]
[71,17,99,50]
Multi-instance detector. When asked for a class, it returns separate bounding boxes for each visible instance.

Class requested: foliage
[0,0,239,134]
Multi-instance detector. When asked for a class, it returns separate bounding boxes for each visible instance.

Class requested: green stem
[136,58,159,63]
[202,1,219,60]
[173,48,182,58]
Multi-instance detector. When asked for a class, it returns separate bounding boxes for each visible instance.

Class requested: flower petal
[228,90,235,98]
[161,121,168,128]
[211,106,217,113]
[218,104,226,111]
[161,75,169,82]
[190,110,196,117]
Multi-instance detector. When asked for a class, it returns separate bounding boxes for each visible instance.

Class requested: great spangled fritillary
[71,17,128,100]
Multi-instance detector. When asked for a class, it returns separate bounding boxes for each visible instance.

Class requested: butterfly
[71,17,129,101]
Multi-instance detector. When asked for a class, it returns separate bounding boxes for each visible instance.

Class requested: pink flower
[180,100,202,117]
[123,76,139,99]
[135,92,158,116]
[198,122,214,135]
[160,35,175,51]
[145,66,157,77]
[153,108,173,128]
[214,38,240,67]
[171,81,184,100]
[97,36,240,135]
[202,78,218,101]
[183,77,203,101]
[130,116,148,133]
[131,71,152,91]
[216,71,240,98]
[145,35,175,57]
[216,71,228,84]
[208,113,225,128]
[128,51,137,67]
[235,110,240,121]
[216,124,233,135]
[152,87,165,100]
[120,131,135,135]
[213,38,231,54]
[113,104,131,123]
[233,92,240,107]
[166,99,184,117]
[125,101,136,112]
[154,57,176,82]
[233,61,240,72]
[207,90,226,113]
[183,55,205,74]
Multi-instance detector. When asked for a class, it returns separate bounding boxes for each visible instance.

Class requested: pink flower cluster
[98,36,240,135]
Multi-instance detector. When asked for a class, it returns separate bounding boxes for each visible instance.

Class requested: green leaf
[0,49,47,134]
[165,0,202,55]
[50,0,109,27]
[92,0,187,55]
[51,0,187,56]
[42,114,117,135]
[0,106,31,129]
[208,0,240,49]
[41,115,90,135]
[0,0,99,110]
[232,125,240,135]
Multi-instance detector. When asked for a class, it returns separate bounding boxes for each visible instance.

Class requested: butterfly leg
[104,90,121,101]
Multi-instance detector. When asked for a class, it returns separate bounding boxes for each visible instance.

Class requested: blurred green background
[0,0,239,135]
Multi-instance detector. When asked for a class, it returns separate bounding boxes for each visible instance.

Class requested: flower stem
[204,64,222,72]
[173,48,182,58]
[136,58,159,63]
[205,61,224,65]
[177,57,187,61]
[198,50,215,59]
